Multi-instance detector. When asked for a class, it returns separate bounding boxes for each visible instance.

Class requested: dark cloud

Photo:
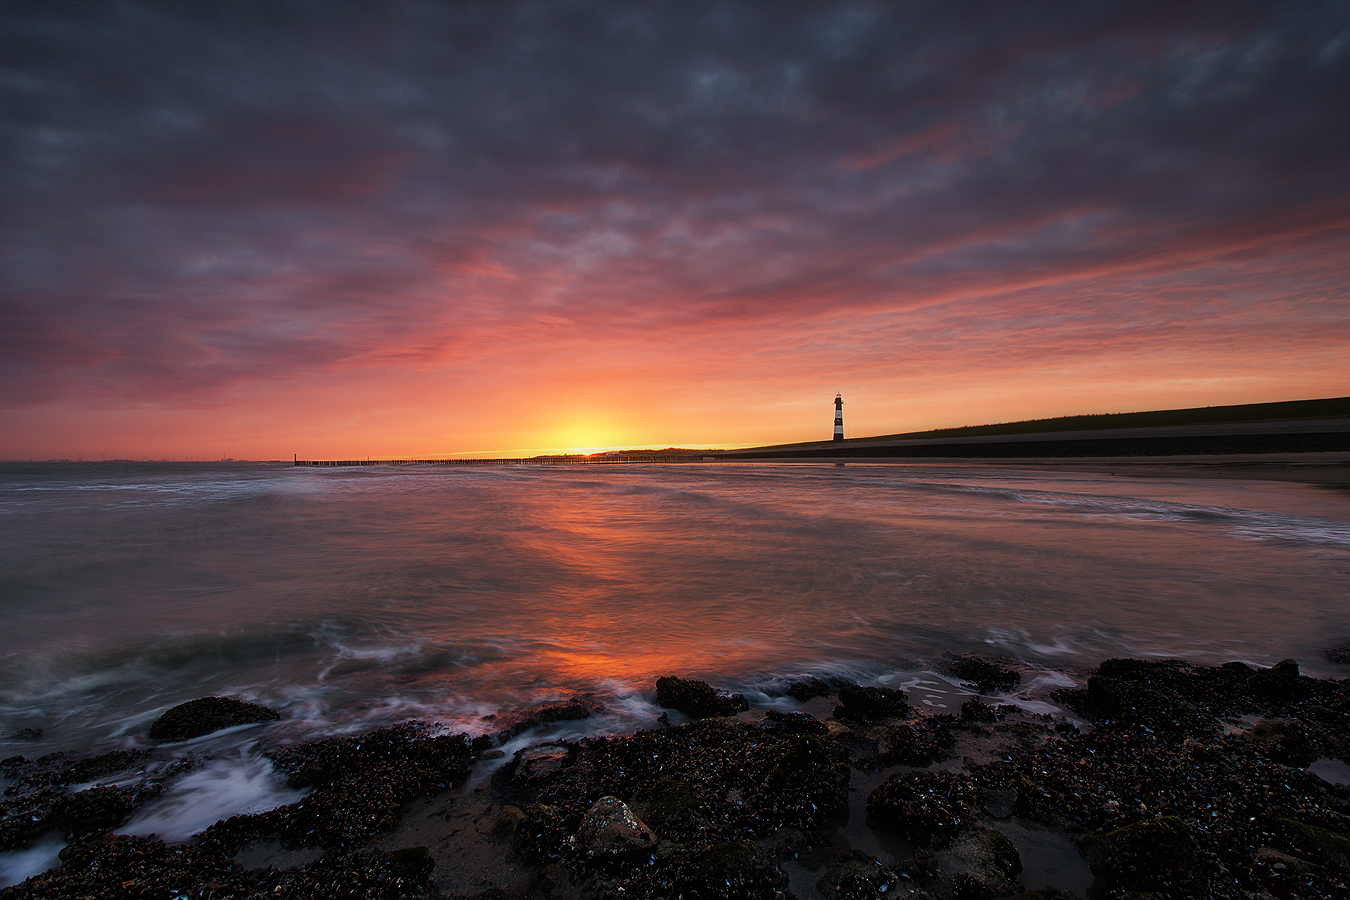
[2,0,1347,406]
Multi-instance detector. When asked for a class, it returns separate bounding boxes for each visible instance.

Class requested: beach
[3,653,1348,899]
[1,460,1348,896]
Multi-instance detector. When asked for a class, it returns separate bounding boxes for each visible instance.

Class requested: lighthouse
[833,393,844,442]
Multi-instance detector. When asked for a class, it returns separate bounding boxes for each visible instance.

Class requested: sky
[3,1,1348,459]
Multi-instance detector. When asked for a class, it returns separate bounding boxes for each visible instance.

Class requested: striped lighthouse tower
[833,393,844,442]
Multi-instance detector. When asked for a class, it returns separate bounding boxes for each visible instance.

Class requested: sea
[1,460,1348,883]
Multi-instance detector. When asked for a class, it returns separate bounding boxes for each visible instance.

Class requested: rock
[1327,644,1350,665]
[1252,658,1311,702]
[639,776,700,830]
[684,840,781,896]
[492,804,527,834]
[1080,816,1209,898]
[512,743,573,781]
[654,676,749,718]
[52,785,139,836]
[493,696,605,740]
[960,699,998,723]
[765,733,850,818]
[10,727,42,741]
[786,676,833,701]
[1254,845,1317,877]
[1244,720,1319,767]
[832,685,909,723]
[815,856,902,899]
[877,722,947,767]
[927,828,1022,898]
[978,787,1017,819]
[1267,815,1350,871]
[936,652,1021,693]
[381,846,435,883]
[211,721,472,851]
[1069,670,1215,735]
[530,861,579,899]
[761,709,829,735]
[868,771,977,844]
[147,696,281,742]
[574,796,656,857]
[1096,657,1189,685]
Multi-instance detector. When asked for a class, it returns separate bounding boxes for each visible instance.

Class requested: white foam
[1023,671,1077,690]
[118,751,308,843]
[0,835,65,888]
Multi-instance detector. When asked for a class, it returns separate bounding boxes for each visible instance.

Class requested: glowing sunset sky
[3,2,1348,459]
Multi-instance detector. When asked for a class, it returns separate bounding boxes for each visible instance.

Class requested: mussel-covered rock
[1251,658,1313,702]
[876,721,952,767]
[832,685,909,723]
[1,748,151,795]
[1,780,157,852]
[1242,719,1320,767]
[936,651,1021,693]
[492,696,605,741]
[147,696,281,742]
[654,675,749,718]
[203,721,471,851]
[1265,815,1350,872]
[960,698,998,723]
[1054,660,1217,736]
[1080,816,1209,898]
[574,795,656,857]
[868,771,977,845]
[786,676,834,701]
[678,840,785,899]
[815,855,903,899]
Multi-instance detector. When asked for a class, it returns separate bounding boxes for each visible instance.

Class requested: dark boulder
[833,685,909,723]
[147,696,280,742]
[1252,658,1312,702]
[977,786,1018,819]
[654,676,749,718]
